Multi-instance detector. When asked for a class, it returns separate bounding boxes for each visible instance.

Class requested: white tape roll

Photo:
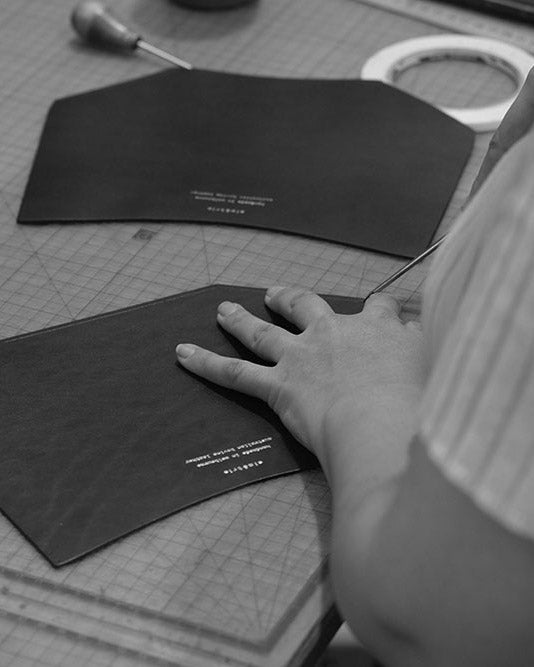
[360,35,534,132]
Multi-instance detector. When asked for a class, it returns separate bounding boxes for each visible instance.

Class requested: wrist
[318,385,422,499]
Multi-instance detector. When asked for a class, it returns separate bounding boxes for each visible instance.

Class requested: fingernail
[176,344,196,359]
[265,286,284,303]
[217,301,237,317]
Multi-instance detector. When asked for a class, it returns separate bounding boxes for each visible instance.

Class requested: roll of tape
[360,35,534,132]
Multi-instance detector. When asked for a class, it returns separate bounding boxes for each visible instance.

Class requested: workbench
[0,0,530,664]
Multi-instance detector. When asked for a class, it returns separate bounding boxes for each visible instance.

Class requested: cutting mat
[0,0,531,665]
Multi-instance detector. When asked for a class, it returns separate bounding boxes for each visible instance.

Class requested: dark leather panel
[18,69,474,258]
[0,285,363,566]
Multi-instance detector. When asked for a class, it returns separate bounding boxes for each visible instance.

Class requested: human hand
[470,67,534,197]
[176,287,425,462]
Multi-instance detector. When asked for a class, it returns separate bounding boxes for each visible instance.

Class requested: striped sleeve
[420,134,534,540]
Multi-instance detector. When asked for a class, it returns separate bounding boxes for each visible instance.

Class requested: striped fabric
[420,131,534,540]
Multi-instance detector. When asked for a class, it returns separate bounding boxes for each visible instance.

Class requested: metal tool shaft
[71,2,193,70]
[137,39,192,70]
[365,235,446,299]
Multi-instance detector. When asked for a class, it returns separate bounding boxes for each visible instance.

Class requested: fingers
[176,298,290,401]
[176,343,274,402]
[471,67,534,197]
[216,301,292,361]
[362,293,401,319]
[264,286,334,329]
[264,285,401,327]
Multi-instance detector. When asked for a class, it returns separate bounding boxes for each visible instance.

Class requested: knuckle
[251,322,273,351]
[288,290,310,310]
[191,349,206,370]
[223,359,245,384]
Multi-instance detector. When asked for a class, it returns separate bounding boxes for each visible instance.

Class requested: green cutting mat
[0,0,527,664]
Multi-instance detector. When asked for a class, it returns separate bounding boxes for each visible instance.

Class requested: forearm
[322,425,534,667]
[318,390,423,663]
